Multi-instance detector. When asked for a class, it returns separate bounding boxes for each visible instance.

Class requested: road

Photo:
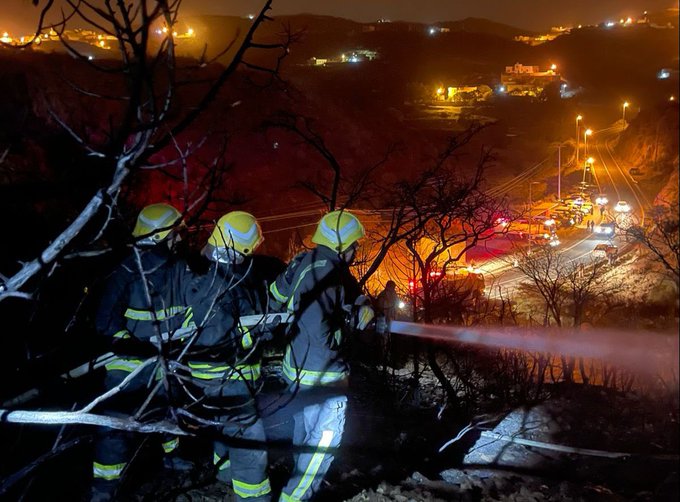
[590,125,652,224]
[478,123,644,296]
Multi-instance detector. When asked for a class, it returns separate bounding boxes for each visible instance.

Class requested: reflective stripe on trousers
[233,478,272,499]
[281,395,347,501]
[93,461,126,481]
[217,411,271,501]
[213,451,232,472]
[162,438,179,453]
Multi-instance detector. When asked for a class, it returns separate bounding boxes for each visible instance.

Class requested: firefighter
[375,280,400,363]
[183,211,272,501]
[268,209,374,501]
[92,203,195,501]
[375,280,399,334]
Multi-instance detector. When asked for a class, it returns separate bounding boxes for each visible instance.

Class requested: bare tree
[626,204,680,286]
[0,0,286,301]
[0,2,291,495]
[513,246,568,328]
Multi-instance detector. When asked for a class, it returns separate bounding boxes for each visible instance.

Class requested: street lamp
[575,115,583,165]
[584,128,593,157]
[583,156,595,183]
[622,101,629,124]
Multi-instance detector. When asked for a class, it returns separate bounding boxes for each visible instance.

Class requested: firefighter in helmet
[268,209,373,501]
[92,203,194,501]
[183,211,273,501]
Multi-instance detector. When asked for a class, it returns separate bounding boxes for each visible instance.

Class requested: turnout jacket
[269,245,362,388]
[185,258,271,384]
[95,246,195,371]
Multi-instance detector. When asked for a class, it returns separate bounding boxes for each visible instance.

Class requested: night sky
[1,0,676,33]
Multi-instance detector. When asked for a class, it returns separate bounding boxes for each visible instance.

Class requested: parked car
[614,200,631,213]
[579,202,593,215]
[592,243,609,258]
[592,243,618,260]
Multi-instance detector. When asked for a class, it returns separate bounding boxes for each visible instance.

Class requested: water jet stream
[389,321,679,375]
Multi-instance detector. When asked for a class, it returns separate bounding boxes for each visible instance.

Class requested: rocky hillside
[616,101,679,205]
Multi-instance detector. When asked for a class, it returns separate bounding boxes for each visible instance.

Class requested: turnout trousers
[197,379,272,501]
[280,393,348,501]
[92,361,179,498]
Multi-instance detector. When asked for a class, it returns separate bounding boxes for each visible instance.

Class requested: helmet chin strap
[207,245,244,265]
[136,231,179,248]
[339,243,358,264]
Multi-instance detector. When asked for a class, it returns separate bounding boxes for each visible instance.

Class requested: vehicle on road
[592,243,618,261]
[595,194,609,206]
[614,200,631,213]
[528,233,551,245]
[569,197,585,210]
[594,222,616,236]
[579,202,593,215]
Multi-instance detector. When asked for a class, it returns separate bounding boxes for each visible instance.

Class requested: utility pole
[557,144,562,200]
[575,114,582,166]
[528,181,539,236]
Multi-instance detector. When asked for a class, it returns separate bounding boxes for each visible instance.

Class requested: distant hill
[534,24,679,103]
[178,12,677,107]
[181,13,530,80]
[440,17,534,39]
[646,8,679,28]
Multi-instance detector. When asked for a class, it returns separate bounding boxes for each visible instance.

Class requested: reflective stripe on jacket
[185,258,275,384]
[96,247,195,351]
[270,246,361,387]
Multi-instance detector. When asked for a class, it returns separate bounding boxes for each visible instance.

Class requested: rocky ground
[132,359,678,502]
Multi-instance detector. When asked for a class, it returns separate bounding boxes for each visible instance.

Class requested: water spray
[389,321,679,375]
